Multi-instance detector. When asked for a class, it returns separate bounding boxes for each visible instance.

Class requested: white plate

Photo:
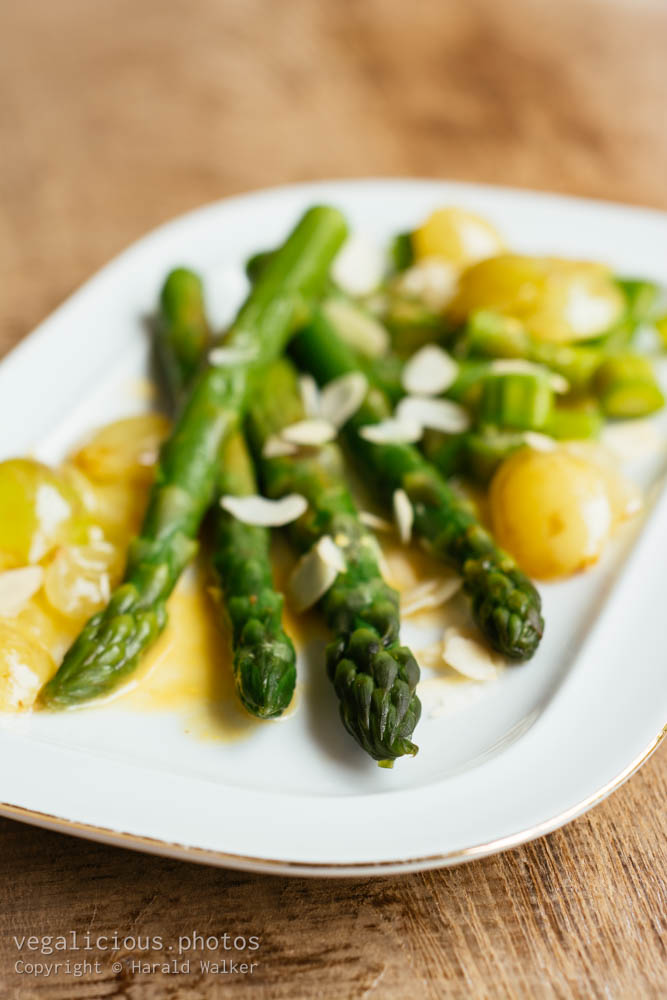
[1,180,666,877]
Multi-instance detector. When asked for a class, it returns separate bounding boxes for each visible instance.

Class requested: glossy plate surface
[0,179,666,875]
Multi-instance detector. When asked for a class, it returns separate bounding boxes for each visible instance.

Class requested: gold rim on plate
[1,724,664,877]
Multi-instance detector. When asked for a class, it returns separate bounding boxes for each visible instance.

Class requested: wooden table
[1,1,665,996]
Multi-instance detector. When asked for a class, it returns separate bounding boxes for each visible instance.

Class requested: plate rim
[1,726,663,877]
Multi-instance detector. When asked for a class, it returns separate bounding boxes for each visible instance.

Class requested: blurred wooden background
[1,0,666,997]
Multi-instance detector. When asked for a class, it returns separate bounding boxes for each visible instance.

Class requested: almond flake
[262,435,299,458]
[298,374,321,418]
[415,641,447,670]
[208,345,258,366]
[317,535,348,573]
[359,418,423,445]
[522,431,557,452]
[396,396,470,434]
[0,566,44,617]
[322,299,389,358]
[401,577,462,617]
[442,626,505,680]
[489,359,568,393]
[319,373,368,428]
[288,535,346,612]
[220,493,307,527]
[280,419,337,447]
[395,258,458,312]
[331,232,384,296]
[401,345,459,396]
[392,489,414,544]
[359,510,395,533]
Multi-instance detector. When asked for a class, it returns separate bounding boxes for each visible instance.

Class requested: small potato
[451,255,624,343]
[490,448,613,579]
[412,208,504,267]
[72,413,170,484]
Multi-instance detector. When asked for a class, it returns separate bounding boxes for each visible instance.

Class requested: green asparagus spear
[157,269,210,399]
[210,431,296,717]
[41,205,347,708]
[291,310,544,660]
[389,232,415,272]
[246,359,421,765]
[156,268,296,718]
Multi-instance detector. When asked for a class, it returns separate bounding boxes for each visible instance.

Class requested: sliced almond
[401,345,459,396]
[331,232,385,296]
[298,374,321,419]
[402,577,462,617]
[220,493,307,527]
[417,675,489,719]
[0,566,44,617]
[442,626,505,681]
[317,535,348,573]
[288,535,346,612]
[395,258,458,312]
[208,345,258,366]
[392,488,414,544]
[522,431,557,452]
[415,641,447,670]
[359,418,423,445]
[280,419,337,447]
[489,359,569,393]
[396,396,470,434]
[262,435,299,458]
[322,299,389,358]
[359,510,395,533]
[319,373,368,428]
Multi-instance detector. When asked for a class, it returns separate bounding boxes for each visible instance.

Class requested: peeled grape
[0,622,55,711]
[0,459,81,564]
[72,413,170,484]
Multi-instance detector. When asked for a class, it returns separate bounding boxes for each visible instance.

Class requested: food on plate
[247,357,421,764]
[489,448,614,579]
[291,311,544,660]
[156,267,296,720]
[40,206,346,711]
[0,200,663,768]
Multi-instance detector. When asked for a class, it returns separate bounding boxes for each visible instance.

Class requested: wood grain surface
[1,1,666,997]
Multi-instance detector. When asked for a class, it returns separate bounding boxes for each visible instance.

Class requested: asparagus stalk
[246,359,421,765]
[157,269,210,399]
[156,269,296,719]
[41,206,347,708]
[291,310,544,660]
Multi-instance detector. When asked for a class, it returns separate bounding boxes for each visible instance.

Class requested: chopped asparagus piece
[547,399,603,440]
[594,355,665,419]
[477,373,554,432]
